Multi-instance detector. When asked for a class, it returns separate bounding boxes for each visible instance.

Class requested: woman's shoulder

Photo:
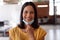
[36,26,46,31]
[9,26,19,33]
[39,27,46,32]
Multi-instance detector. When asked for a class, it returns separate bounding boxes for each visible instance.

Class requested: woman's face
[23,5,34,22]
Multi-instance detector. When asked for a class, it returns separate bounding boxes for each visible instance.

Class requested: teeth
[27,18,31,19]
[27,18,30,19]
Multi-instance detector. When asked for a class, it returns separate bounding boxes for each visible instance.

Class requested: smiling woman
[9,2,47,40]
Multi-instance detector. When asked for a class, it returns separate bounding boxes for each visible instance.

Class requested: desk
[0,25,11,37]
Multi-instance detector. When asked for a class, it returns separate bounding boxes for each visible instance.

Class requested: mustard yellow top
[9,26,47,40]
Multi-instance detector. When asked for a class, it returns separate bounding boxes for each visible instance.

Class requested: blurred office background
[0,0,60,40]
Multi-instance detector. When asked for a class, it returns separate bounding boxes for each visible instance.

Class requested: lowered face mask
[23,19,34,25]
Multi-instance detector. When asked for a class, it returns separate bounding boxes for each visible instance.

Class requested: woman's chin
[26,21,31,22]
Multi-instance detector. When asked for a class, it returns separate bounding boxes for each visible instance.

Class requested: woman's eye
[30,11,34,14]
[25,11,28,13]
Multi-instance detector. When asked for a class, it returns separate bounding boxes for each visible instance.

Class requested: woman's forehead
[23,5,34,11]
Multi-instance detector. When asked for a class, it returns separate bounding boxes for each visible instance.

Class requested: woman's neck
[25,24,31,29]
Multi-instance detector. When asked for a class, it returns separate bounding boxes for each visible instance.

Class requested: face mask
[23,19,34,25]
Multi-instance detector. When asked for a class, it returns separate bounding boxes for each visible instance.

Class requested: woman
[9,2,47,40]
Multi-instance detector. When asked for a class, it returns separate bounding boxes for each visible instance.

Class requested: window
[55,0,60,15]
[49,0,54,15]
[0,0,4,5]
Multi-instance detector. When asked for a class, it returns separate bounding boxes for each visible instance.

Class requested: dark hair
[18,2,39,29]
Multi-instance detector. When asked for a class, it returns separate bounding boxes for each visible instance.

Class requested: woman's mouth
[25,18,33,22]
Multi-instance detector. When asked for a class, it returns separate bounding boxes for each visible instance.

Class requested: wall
[0,4,21,27]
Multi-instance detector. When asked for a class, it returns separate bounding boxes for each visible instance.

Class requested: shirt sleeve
[38,27,47,40]
[9,29,15,40]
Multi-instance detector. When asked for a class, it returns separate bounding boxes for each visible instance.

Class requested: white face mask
[23,19,34,25]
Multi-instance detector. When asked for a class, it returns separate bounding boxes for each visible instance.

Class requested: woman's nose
[26,13,31,17]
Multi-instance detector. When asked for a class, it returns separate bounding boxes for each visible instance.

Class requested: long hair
[18,2,39,29]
